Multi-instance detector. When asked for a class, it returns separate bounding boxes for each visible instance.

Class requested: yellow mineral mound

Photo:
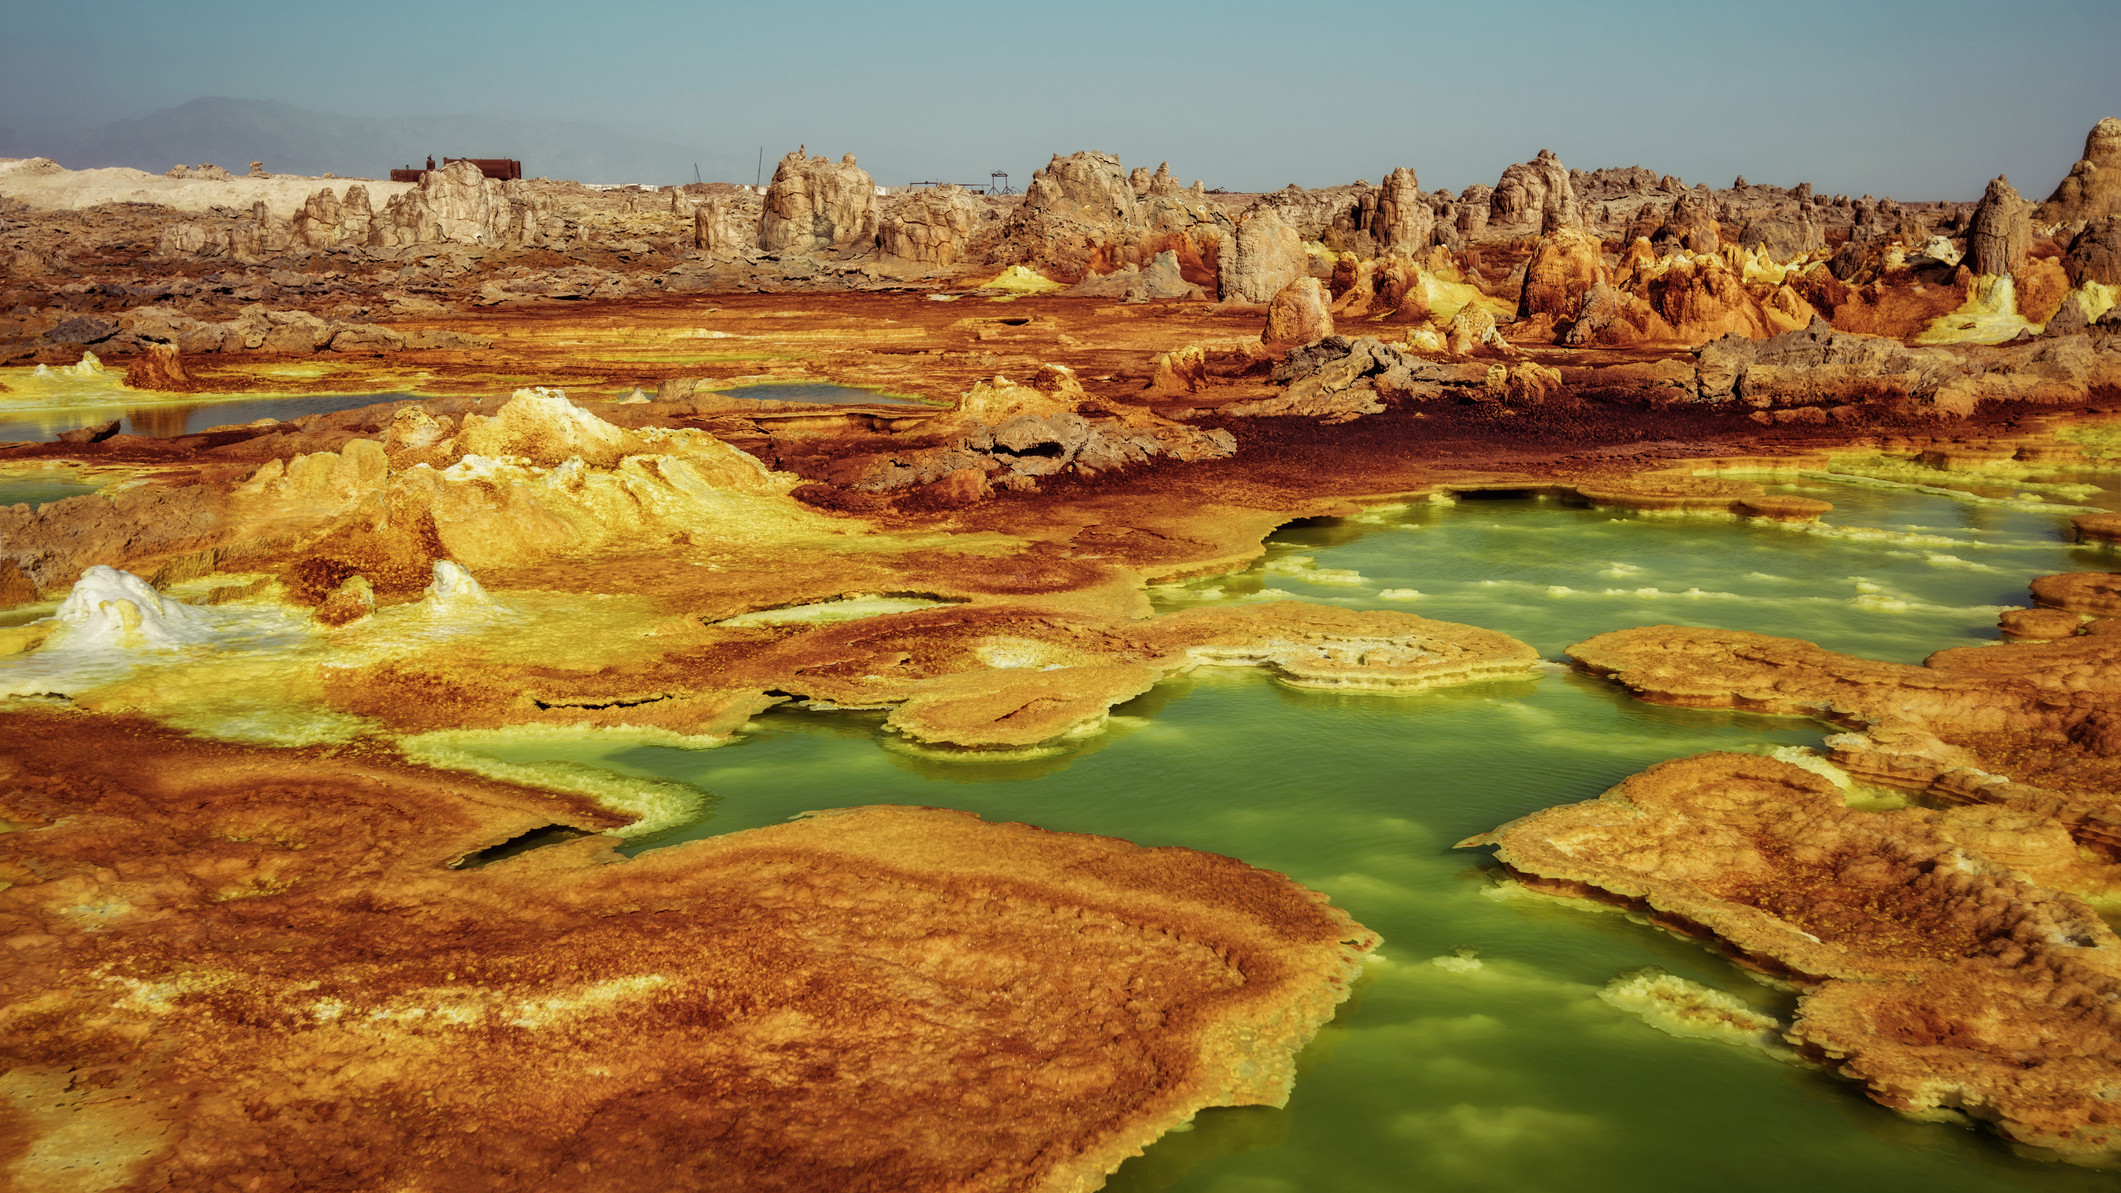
[955,363,1087,421]
[231,389,858,599]
[1417,266,1513,325]
[455,385,643,467]
[1725,242,1820,286]
[1913,274,2041,345]
[235,437,391,530]
[1329,255,1509,327]
[982,264,1065,294]
[1614,250,1818,342]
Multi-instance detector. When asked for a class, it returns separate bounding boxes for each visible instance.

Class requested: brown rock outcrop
[55,418,120,445]
[2030,571,2121,618]
[1325,256,1423,320]
[2075,513,2121,544]
[1446,304,1507,355]
[0,560,37,606]
[0,709,1378,1193]
[693,192,763,253]
[1063,250,1202,301]
[1483,360,1563,404]
[1650,191,1722,255]
[1491,149,1582,233]
[289,183,374,248]
[1999,607,2084,642]
[877,185,982,265]
[1143,343,1210,397]
[993,152,1227,282]
[1374,166,1433,256]
[311,573,376,625]
[1555,247,1815,349]
[1023,151,1140,228]
[759,151,879,254]
[99,305,474,359]
[1218,206,1306,304]
[210,200,296,263]
[1518,226,1607,322]
[121,342,195,391]
[2063,215,2121,287]
[1966,176,2033,278]
[1244,335,1464,420]
[1736,201,1825,260]
[1132,161,1183,199]
[1456,183,1491,239]
[373,159,551,249]
[1251,182,1374,244]
[1693,317,1958,401]
[818,366,1236,499]
[998,151,1140,273]
[2039,116,2121,225]
[1262,276,1335,344]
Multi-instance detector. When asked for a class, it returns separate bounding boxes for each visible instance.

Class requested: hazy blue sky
[4,0,2117,198]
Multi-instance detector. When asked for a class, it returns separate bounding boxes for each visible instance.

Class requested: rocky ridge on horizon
[1,122,2117,404]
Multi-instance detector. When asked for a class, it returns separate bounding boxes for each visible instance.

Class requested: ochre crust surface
[0,709,1377,1193]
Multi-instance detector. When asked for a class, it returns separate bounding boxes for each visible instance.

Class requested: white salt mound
[423,561,493,611]
[49,565,213,650]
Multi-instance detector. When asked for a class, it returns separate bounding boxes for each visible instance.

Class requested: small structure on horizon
[902,172,1011,196]
[389,157,523,183]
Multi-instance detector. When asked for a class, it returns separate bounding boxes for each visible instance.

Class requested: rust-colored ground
[1470,752,2121,1158]
[0,709,1376,1193]
[1466,597,2121,1160]
[7,285,2121,1178]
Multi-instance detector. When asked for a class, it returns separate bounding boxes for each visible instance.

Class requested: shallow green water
[0,476,100,508]
[0,391,419,441]
[467,477,2121,1191]
[1150,481,2117,664]
[0,382,931,442]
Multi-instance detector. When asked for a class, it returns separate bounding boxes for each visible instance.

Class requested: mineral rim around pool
[1467,607,2121,1161]
[0,711,1377,1192]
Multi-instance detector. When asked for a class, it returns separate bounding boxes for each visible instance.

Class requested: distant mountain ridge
[0,97,737,186]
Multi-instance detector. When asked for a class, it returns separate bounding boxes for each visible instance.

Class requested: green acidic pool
[0,476,101,508]
[463,475,2120,1191]
[0,391,424,442]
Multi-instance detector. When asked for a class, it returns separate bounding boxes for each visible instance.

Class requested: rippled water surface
[724,381,924,404]
[0,392,420,441]
[0,381,926,442]
[453,476,2119,1191]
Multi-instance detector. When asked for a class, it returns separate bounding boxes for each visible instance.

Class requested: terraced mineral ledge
[5,119,2121,1188]
[1467,598,2121,1161]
